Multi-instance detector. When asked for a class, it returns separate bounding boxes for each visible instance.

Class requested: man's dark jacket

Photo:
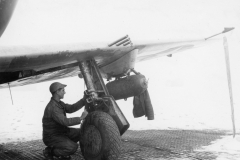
[42,98,84,139]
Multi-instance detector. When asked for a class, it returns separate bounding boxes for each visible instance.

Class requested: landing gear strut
[78,59,129,160]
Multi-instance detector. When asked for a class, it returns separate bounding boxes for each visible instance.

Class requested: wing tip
[205,27,235,40]
[222,27,235,33]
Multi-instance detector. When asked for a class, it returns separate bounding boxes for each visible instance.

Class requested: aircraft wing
[0,31,232,89]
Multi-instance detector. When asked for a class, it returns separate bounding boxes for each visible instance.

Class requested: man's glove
[83,91,88,101]
[80,110,88,120]
[82,91,88,106]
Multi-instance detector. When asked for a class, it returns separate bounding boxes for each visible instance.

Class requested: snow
[197,136,240,160]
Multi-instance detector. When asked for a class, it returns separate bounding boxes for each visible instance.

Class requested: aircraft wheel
[80,111,121,160]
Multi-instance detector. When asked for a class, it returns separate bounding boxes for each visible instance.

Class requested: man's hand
[83,90,89,101]
[82,91,88,106]
[80,110,88,120]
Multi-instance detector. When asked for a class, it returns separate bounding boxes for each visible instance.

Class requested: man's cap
[49,82,67,94]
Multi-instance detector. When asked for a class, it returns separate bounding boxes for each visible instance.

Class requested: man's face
[57,88,66,99]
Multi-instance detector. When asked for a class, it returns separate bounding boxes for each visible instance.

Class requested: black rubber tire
[80,111,121,160]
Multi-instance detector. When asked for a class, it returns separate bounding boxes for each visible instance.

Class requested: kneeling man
[42,82,88,160]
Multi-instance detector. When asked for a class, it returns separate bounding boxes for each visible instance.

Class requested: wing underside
[0,37,218,88]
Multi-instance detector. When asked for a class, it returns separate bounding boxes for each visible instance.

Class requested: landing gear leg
[78,60,129,160]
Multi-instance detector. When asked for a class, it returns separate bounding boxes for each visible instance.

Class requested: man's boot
[43,146,54,160]
[56,155,72,160]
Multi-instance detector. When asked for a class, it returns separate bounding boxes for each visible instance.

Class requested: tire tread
[81,111,121,160]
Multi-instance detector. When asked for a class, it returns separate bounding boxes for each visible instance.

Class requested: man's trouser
[43,128,80,157]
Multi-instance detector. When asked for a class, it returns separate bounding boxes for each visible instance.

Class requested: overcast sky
[1,0,240,45]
